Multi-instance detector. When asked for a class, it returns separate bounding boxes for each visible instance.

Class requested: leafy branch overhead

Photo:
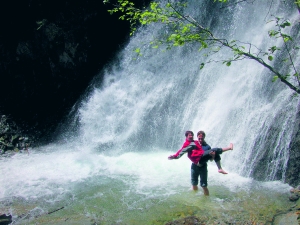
[104,0,300,94]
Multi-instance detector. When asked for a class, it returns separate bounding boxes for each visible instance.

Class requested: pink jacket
[172,139,204,164]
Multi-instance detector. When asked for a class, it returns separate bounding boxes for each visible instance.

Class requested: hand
[168,155,175,160]
[209,151,215,156]
[209,151,215,161]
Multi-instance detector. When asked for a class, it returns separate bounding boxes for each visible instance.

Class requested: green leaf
[282,34,292,42]
[282,58,288,62]
[280,21,291,28]
[268,55,273,61]
[200,63,205,69]
[170,34,177,39]
[268,46,278,53]
[272,76,278,82]
[226,61,231,67]
[135,48,140,53]
[268,30,281,38]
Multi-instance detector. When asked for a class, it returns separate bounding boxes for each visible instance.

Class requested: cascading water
[1,0,299,224]
[72,0,299,180]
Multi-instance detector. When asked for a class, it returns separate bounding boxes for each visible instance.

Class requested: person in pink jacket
[168,130,204,164]
[168,130,233,196]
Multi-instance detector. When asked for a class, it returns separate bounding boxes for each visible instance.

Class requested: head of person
[197,130,206,145]
[185,130,194,141]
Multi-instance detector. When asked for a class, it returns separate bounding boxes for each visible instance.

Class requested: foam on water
[0,145,290,202]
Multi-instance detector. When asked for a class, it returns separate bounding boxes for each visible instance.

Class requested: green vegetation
[104,0,300,94]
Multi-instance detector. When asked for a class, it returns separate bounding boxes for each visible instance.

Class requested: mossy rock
[165,216,205,225]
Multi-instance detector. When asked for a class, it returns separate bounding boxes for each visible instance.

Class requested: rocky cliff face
[0,0,148,141]
[234,101,299,187]
[285,104,300,187]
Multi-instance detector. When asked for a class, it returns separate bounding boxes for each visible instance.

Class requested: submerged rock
[289,186,300,202]
[273,211,299,225]
[165,216,205,225]
[0,214,12,225]
[0,115,34,155]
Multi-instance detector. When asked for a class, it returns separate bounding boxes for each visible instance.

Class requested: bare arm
[168,142,197,160]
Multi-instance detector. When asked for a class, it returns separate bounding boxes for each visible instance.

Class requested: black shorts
[191,163,208,187]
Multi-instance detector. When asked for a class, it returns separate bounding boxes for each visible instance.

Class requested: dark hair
[197,130,206,138]
[185,130,194,137]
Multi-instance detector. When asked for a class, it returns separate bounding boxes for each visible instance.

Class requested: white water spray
[71,0,299,180]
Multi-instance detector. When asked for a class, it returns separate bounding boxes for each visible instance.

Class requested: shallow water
[0,148,293,224]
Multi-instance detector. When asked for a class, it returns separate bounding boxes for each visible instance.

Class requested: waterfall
[60,0,299,181]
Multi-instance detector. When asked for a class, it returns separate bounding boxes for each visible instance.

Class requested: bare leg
[214,143,233,174]
[192,185,198,191]
[216,161,228,174]
[202,187,209,196]
[222,143,233,152]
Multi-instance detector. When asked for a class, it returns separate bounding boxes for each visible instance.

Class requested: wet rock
[165,216,205,225]
[0,114,34,155]
[0,214,12,225]
[290,186,300,194]
[273,211,299,225]
[289,194,300,202]
[285,108,300,187]
[289,185,300,202]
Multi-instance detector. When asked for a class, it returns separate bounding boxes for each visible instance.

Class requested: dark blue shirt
[202,143,211,151]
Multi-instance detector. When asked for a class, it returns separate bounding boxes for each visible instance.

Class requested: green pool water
[2,176,293,225]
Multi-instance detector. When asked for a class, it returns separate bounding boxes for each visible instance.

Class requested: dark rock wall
[249,106,300,187]
[0,0,149,141]
[285,103,300,187]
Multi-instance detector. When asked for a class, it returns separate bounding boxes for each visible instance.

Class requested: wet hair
[197,130,206,138]
[185,130,194,137]
[197,130,207,145]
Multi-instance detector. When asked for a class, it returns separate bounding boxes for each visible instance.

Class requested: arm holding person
[167,130,234,196]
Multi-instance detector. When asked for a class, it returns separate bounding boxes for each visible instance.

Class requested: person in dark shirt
[195,130,233,195]
[196,130,233,174]
[168,130,233,196]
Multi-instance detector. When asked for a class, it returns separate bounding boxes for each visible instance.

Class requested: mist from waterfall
[62,0,299,181]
